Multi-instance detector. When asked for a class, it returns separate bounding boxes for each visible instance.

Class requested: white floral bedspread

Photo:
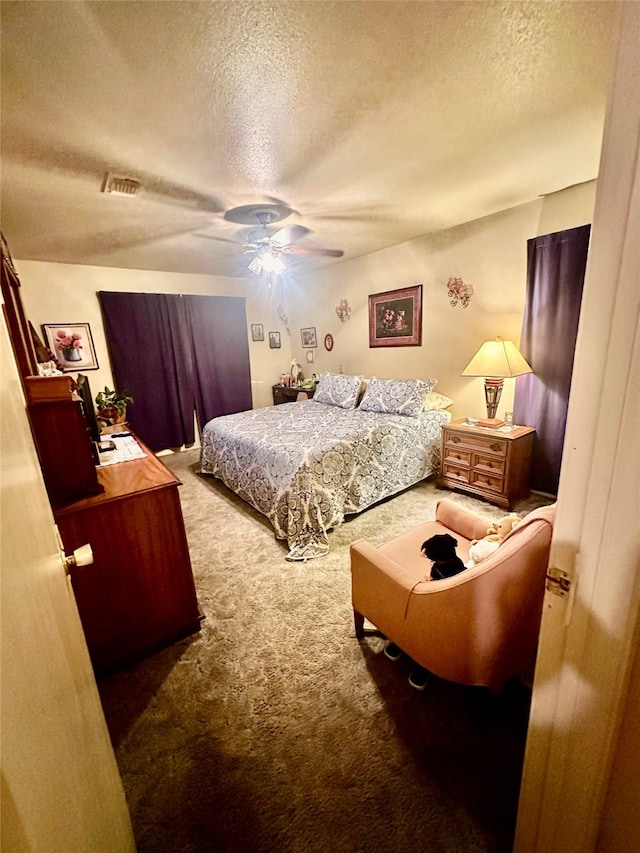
[199,400,448,560]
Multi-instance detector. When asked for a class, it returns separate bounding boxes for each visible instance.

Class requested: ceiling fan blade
[280,245,344,258]
[270,224,310,248]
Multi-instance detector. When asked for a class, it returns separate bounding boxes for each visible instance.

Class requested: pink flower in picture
[54,328,83,360]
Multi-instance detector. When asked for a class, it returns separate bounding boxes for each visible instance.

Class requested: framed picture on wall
[251,323,264,341]
[42,322,99,371]
[368,284,422,348]
[301,327,317,348]
[269,331,281,349]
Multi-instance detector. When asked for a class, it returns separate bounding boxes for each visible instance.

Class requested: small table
[438,418,535,509]
[272,384,316,405]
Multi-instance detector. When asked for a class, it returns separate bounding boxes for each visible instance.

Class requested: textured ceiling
[0,1,619,278]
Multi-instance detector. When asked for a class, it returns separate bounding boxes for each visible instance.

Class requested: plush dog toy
[421,533,466,580]
[465,513,520,568]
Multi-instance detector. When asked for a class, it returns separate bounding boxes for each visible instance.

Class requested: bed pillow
[358,377,437,417]
[313,372,364,409]
[424,391,454,411]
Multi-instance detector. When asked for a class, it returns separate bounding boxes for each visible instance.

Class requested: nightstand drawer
[473,453,506,477]
[446,431,507,458]
[443,446,472,467]
[471,470,505,494]
[442,463,471,485]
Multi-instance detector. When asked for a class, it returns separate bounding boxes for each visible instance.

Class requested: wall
[15,260,293,411]
[290,183,596,421]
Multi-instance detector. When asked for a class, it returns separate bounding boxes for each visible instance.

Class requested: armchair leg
[354,609,365,639]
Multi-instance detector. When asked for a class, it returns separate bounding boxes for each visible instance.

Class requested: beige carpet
[98,448,552,853]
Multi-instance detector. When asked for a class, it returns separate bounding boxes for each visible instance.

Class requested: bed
[199,375,451,560]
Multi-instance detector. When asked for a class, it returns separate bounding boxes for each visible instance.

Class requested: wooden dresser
[2,249,202,675]
[438,418,535,509]
[54,439,202,675]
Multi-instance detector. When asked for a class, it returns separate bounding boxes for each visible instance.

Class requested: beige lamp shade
[461,338,533,378]
[461,338,532,423]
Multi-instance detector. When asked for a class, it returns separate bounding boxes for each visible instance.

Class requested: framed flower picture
[368,284,422,348]
[42,322,99,371]
[269,331,281,349]
[251,323,264,341]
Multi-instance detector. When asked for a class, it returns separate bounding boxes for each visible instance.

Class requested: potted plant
[95,386,134,427]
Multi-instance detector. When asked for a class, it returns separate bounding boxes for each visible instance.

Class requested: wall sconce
[276,304,290,335]
[461,337,532,426]
[335,298,352,322]
[447,277,474,307]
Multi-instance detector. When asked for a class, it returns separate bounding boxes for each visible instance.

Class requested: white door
[0,314,135,851]
[515,4,640,850]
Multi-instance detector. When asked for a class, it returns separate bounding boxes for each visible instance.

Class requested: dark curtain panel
[184,294,252,427]
[514,224,590,494]
[99,292,196,451]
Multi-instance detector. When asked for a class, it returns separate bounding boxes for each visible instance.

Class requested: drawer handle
[489,442,502,453]
[451,435,461,444]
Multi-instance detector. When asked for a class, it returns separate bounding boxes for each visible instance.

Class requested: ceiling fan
[224,204,344,274]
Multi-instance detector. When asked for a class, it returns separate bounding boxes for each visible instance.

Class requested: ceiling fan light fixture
[248,255,263,275]
[261,250,285,274]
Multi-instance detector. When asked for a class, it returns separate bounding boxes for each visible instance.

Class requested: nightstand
[272,384,316,405]
[438,418,535,509]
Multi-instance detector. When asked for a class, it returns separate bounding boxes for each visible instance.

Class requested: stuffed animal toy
[421,533,466,580]
[465,513,520,568]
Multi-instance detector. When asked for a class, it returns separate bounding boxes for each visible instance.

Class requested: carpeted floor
[98,448,552,853]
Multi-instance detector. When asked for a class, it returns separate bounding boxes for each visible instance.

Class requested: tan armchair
[350,498,555,691]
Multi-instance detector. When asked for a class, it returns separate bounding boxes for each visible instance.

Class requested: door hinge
[546,567,571,598]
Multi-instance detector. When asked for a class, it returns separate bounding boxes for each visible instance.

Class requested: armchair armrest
[435,498,493,541]
[351,539,425,614]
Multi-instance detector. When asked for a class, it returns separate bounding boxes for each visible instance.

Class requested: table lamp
[461,337,532,427]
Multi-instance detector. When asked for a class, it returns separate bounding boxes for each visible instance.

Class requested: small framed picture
[42,322,99,371]
[269,331,281,349]
[324,333,334,352]
[301,327,317,348]
[251,323,264,342]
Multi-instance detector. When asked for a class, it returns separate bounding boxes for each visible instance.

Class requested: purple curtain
[184,295,252,427]
[514,224,590,494]
[99,292,251,451]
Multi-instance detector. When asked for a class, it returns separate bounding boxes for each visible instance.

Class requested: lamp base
[484,377,504,420]
[477,417,505,429]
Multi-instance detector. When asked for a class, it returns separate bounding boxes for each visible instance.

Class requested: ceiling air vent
[102,172,142,197]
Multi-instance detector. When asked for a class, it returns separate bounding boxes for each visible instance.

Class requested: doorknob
[63,543,94,575]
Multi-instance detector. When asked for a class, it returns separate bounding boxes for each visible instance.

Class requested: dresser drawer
[471,470,505,495]
[473,453,506,477]
[445,430,507,458]
[442,463,471,485]
[443,446,472,467]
